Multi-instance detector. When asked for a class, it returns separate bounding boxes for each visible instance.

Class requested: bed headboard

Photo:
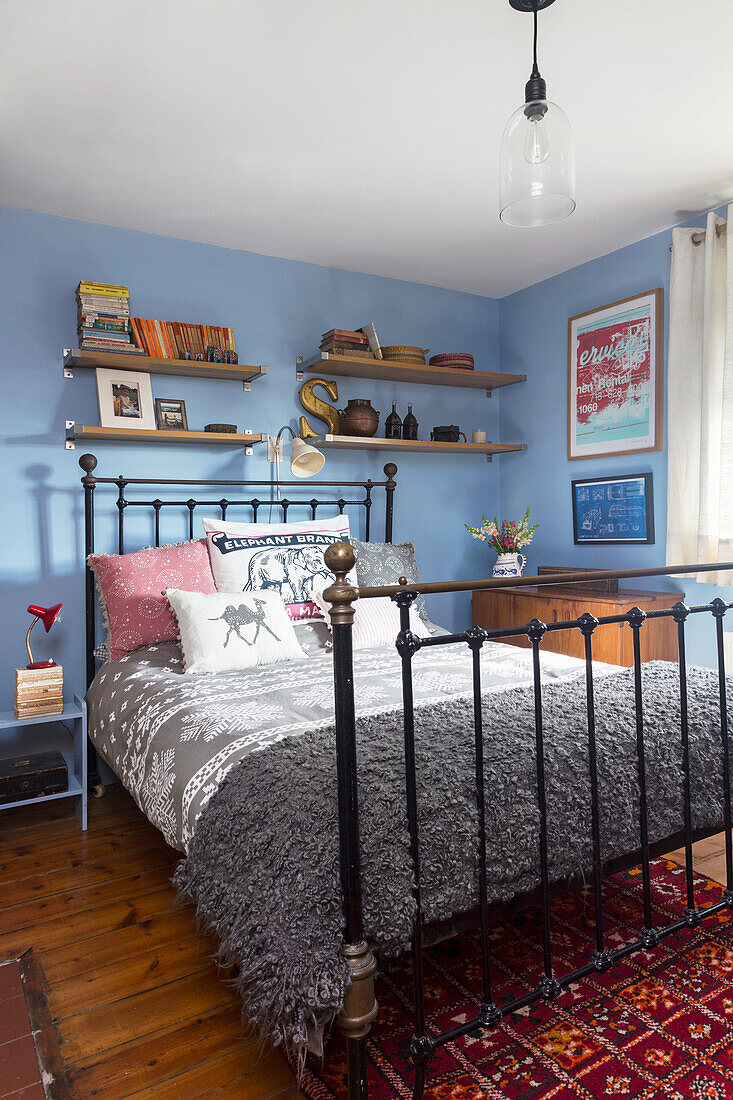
[78,453,397,688]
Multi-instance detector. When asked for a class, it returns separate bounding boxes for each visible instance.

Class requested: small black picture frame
[572,472,655,546]
[155,398,188,432]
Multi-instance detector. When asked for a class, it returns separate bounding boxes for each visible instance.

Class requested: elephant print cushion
[165,589,306,674]
[201,515,352,622]
[88,540,217,661]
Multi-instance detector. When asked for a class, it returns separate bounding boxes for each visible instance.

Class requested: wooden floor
[0,787,730,1099]
[0,787,302,1099]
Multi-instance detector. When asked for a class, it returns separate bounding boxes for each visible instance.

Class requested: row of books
[320,327,375,358]
[130,320,237,360]
[76,281,141,355]
[14,665,64,719]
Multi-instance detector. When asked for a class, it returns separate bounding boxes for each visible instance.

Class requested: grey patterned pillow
[352,539,428,622]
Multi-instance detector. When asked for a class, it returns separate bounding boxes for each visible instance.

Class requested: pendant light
[499,0,575,227]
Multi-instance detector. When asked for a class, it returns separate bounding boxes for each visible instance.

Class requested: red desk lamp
[25,603,63,669]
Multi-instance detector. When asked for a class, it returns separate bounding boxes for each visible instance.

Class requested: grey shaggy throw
[174,661,730,1060]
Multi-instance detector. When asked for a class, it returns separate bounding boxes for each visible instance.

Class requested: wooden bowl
[381,345,429,363]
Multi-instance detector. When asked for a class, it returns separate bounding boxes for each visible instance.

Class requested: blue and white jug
[492,553,526,579]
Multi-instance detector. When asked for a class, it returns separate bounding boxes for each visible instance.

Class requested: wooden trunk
[0,750,68,805]
[471,586,685,666]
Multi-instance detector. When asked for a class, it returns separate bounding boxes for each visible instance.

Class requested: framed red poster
[567,289,663,461]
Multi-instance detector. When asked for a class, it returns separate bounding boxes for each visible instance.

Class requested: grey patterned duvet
[86,623,615,852]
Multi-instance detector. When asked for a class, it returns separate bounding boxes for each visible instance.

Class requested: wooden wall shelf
[299,352,525,395]
[66,424,265,452]
[63,348,267,388]
[311,434,526,459]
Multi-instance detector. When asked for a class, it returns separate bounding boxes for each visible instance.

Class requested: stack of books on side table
[76,281,142,354]
[320,328,374,358]
[14,666,64,719]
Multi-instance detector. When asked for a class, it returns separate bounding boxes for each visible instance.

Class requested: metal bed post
[626,606,655,941]
[384,463,397,544]
[323,543,378,1100]
[527,618,561,1000]
[394,590,430,1096]
[79,454,104,798]
[578,612,612,970]
[712,597,733,898]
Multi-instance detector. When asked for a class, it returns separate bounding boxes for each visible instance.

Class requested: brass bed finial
[324,542,358,626]
[79,452,98,484]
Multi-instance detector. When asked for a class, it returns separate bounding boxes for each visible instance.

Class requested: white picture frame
[95,368,156,430]
[567,289,664,461]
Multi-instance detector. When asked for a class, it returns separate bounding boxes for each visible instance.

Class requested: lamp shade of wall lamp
[290,436,325,478]
[268,426,325,478]
[499,0,575,227]
[25,602,63,669]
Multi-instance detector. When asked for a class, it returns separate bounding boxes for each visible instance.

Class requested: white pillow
[165,589,306,674]
[312,588,430,651]
[201,515,352,623]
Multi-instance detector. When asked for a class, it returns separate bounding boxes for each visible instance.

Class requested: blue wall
[2,199,729,716]
[0,204,509,707]
[497,214,733,666]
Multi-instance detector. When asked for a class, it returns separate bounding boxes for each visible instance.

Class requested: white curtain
[666,206,733,584]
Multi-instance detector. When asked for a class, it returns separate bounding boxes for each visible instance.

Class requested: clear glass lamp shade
[499,99,576,227]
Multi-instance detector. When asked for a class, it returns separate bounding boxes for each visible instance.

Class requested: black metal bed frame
[79,453,733,1099]
[322,543,733,1099]
[78,453,397,791]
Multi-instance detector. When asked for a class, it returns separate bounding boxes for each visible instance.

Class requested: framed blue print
[572,472,655,545]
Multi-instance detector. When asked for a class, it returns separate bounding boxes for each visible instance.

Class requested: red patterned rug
[299,860,733,1098]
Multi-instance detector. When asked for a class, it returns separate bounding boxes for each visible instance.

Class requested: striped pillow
[312,588,430,651]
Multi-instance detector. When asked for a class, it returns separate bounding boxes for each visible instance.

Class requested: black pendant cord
[524,3,547,106]
[533,7,539,74]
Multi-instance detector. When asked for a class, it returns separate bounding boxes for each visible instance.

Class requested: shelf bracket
[65,421,76,450]
[296,354,304,382]
[243,381,252,392]
[485,388,492,399]
[63,348,73,379]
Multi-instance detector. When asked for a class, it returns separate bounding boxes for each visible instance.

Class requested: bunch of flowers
[465,507,539,555]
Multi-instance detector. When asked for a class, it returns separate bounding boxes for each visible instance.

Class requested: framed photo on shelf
[571,472,655,546]
[568,289,663,461]
[155,398,188,431]
[96,368,155,431]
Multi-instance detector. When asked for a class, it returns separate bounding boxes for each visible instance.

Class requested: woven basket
[429,353,475,371]
[382,345,429,364]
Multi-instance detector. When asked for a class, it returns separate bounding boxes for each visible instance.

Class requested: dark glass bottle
[385,402,402,439]
[402,404,418,440]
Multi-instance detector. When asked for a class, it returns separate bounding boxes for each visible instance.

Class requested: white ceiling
[2,0,732,297]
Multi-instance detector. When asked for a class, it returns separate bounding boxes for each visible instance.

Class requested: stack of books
[130,320,236,360]
[14,666,64,719]
[320,329,374,358]
[76,282,141,354]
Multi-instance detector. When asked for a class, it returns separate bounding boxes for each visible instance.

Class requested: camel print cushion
[165,589,305,674]
[201,515,352,622]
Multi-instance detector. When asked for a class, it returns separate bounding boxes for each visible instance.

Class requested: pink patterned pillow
[88,541,216,661]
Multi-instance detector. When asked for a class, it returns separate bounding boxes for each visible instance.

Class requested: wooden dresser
[472,586,685,666]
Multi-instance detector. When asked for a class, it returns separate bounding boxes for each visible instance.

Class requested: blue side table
[0,695,88,830]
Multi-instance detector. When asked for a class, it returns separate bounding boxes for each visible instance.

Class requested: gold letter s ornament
[298,378,340,438]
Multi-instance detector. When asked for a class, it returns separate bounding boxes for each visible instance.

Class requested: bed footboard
[325,544,733,1100]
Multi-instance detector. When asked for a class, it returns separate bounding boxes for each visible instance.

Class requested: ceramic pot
[339,398,380,437]
[492,553,526,579]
